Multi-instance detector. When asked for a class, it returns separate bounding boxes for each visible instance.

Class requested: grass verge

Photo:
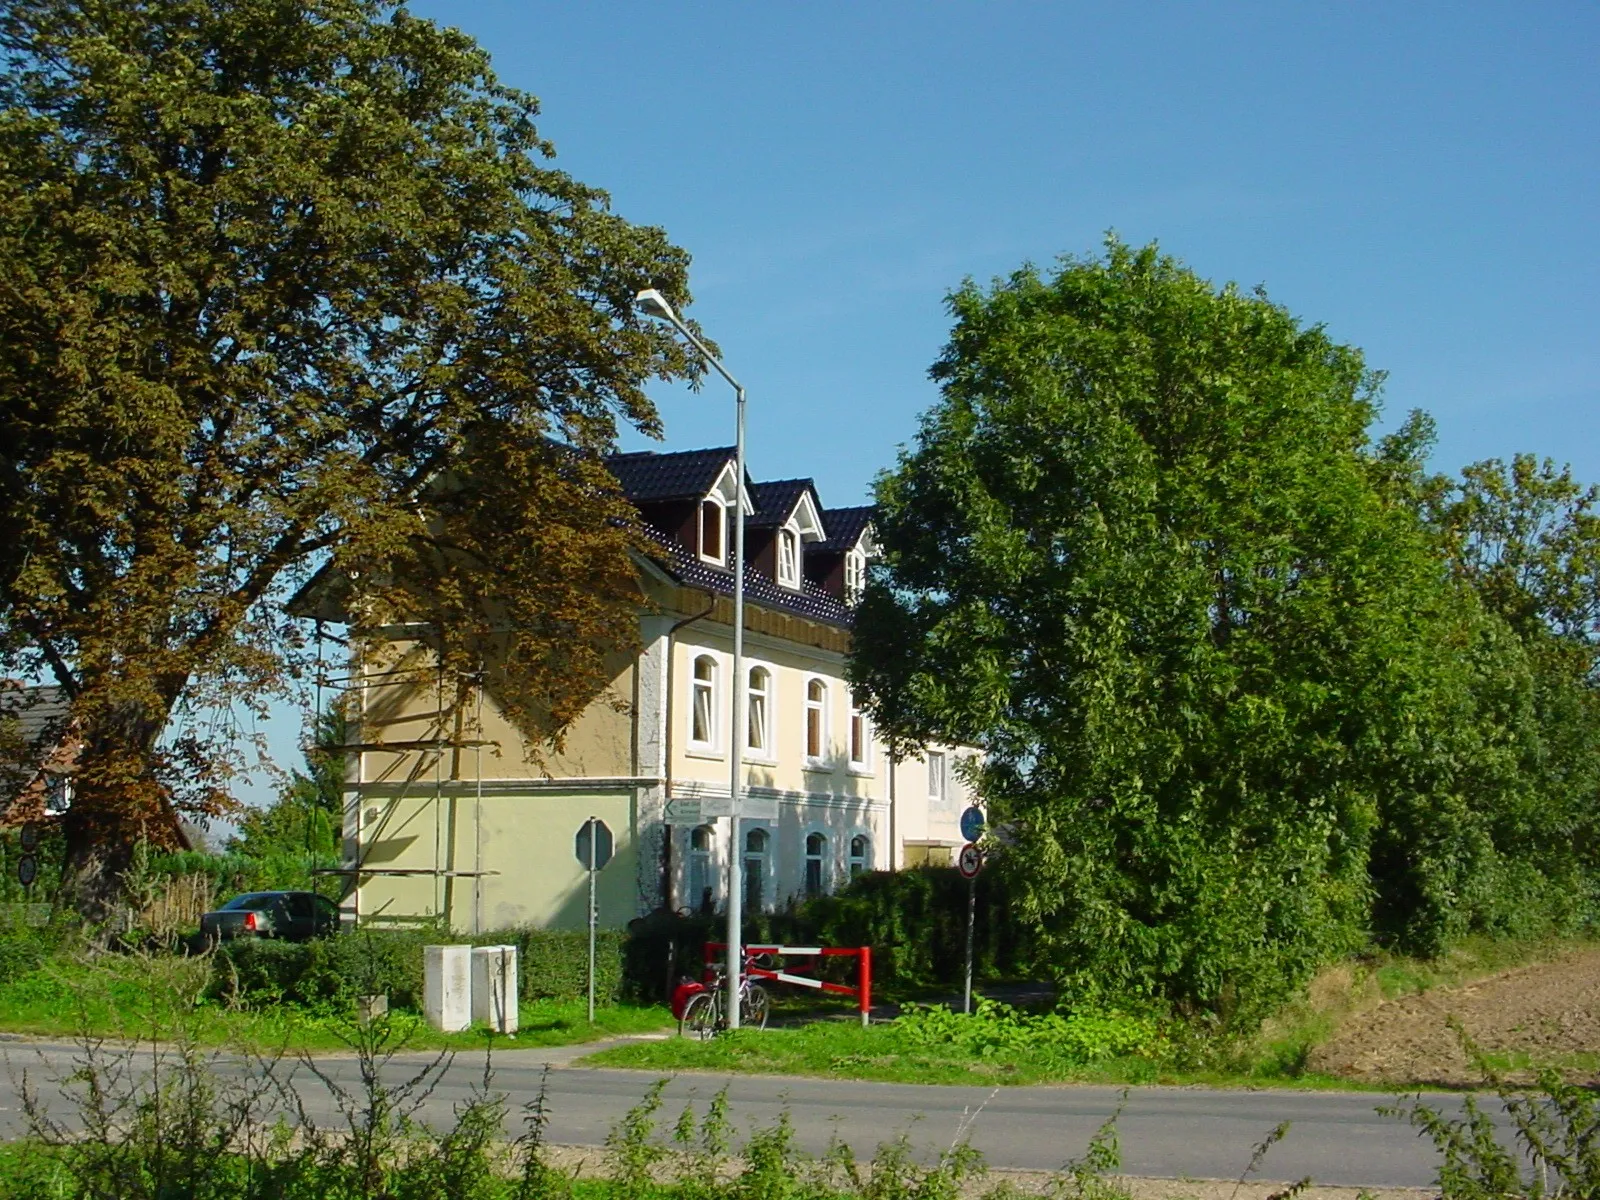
[0,951,672,1052]
[581,1021,1380,1090]
[589,935,1598,1091]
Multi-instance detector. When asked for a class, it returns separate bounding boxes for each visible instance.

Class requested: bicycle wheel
[741,984,770,1031]
[681,990,719,1040]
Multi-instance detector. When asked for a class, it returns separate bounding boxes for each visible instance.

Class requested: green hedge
[623,867,1039,1000]
[209,926,626,1010]
[773,866,1037,990]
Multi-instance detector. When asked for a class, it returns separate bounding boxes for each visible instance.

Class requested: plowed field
[1310,946,1600,1085]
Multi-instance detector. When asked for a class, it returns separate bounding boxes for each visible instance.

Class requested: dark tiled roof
[649,527,853,629]
[605,446,736,503]
[0,685,71,758]
[0,684,73,810]
[748,479,818,529]
[816,505,875,552]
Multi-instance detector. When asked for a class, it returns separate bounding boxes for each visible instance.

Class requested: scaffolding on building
[311,622,500,931]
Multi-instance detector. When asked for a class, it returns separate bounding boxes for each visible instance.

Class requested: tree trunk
[58,696,186,925]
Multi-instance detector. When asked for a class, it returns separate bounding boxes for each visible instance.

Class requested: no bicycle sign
[956,842,983,880]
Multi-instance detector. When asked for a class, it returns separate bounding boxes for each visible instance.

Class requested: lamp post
[635,289,747,1030]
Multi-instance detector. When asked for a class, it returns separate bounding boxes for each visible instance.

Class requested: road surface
[0,1038,1479,1189]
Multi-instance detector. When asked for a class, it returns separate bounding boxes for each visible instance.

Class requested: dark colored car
[199,891,340,944]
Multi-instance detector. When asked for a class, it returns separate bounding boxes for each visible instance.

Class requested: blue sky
[236,0,1598,807]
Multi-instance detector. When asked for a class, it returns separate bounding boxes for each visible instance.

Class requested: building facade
[336,446,973,932]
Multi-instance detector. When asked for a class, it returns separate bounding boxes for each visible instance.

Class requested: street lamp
[635,288,748,1030]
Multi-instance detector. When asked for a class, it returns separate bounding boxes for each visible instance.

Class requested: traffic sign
[956,842,983,880]
[959,805,985,842]
[575,818,614,871]
[17,854,37,888]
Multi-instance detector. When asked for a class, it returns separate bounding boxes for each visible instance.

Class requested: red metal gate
[705,942,873,1026]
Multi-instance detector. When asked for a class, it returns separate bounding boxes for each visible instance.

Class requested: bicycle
[676,957,770,1039]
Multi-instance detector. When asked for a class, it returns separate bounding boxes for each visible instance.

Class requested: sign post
[956,841,983,1015]
[575,818,614,1023]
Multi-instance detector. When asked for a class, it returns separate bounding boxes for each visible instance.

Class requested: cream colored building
[330,446,974,932]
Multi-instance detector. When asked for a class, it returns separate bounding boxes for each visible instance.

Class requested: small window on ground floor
[804,831,826,897]
[744,826,769,912]
[849,834,870,879]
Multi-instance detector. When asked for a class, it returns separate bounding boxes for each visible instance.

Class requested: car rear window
[220,893,277,911]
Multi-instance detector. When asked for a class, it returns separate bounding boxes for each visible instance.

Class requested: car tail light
[244,912,257,931]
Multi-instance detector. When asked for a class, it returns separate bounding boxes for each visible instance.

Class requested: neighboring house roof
[0,683,76,826]
[604,446,739,503]
[816,505,875,553]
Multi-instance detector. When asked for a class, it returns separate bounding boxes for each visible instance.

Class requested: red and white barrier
[705,942,873,1026]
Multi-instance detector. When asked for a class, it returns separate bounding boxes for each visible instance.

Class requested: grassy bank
[582,1020,1373,1089]
[590,935,1598,1090]
[0,951,672,1052]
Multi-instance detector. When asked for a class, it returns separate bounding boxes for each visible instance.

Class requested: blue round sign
[959,806,985,843]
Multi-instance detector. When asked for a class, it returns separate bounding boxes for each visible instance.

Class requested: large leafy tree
[1407,447,1600,935]
[0,0,702,911]
[852,240,1565,1020]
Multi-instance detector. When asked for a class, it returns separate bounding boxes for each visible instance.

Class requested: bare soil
[1309,946,1600,1086]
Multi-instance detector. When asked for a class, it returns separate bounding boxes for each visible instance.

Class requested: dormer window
[778,526,801,589]
[699,497,725,565]
[844,549,865,604]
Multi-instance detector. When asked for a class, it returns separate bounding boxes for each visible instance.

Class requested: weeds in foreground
[7,967,1596,1200]
[1381,1021,1600,1200]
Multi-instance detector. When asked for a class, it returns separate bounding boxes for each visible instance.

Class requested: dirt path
[1310,946,1600,1086]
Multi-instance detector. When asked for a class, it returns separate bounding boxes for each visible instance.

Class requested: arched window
[849,834,870,879]
[804,678,826,760]
[689,825,715,913]
[804,831,827,897]
[691,655,717,748]
[848,692,868,769]
[699,497,724,564]
[746,666,772,753]
[743,827,769,912]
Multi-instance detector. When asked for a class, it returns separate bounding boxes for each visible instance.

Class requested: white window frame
[777,523,801,589]
[803,675,828,765]
[803,828,828,898]
[688,653,720,753]
[844,549,865,605]
[698,496,726,566]
[848,832,871,879]
[745,663,775,760]
[927,749,948,804]
[743,824,771,913]
[847,692,871,774]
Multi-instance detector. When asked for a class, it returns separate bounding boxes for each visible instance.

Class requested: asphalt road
[0,1039,1484,1189]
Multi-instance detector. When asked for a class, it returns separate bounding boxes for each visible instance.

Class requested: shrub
[893,998,1165,1067]
[0,913,77,985]
[209,925,626,1011]
[623,868,1037,1001]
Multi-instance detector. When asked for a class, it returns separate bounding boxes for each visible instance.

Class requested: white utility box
[423,944,471,1032]
[471,944,519,1034]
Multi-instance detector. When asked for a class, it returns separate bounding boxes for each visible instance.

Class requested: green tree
[851,240,1561,1021]
[229,704,345,864]
[0,0,704,913]
[1411,450,1600,936]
